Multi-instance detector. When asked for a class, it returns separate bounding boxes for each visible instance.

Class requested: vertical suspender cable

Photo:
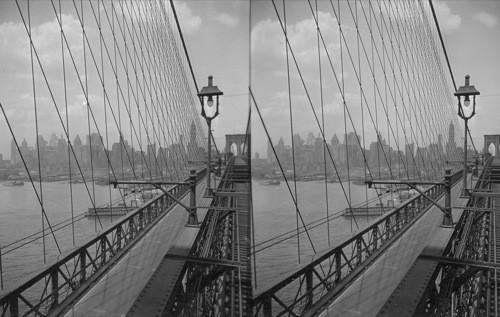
[59,0,76,246]
[27,0,46,263]
[315,0,331,246]
[282,0,301,263]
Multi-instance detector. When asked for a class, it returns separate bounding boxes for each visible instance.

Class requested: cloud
[473,12,498,29]
[0,14,86,78]
[251,11,340,69]
[175,2,201,34]
[433,1,461,33]
[213,13,239,27]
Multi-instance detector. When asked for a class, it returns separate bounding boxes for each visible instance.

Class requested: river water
[252,179,387,289]
[0,181,135,289]
[0,178,391,293]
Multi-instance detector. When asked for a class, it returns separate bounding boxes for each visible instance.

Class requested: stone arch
[488,143,497,156]
[230,142,238,155]
[225,134,250,156]
[484,135,500,157]
[240,142,247,156]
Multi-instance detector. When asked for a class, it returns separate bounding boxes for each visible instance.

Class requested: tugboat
[2,180,24,186]
[268,179,281,186]
[95,178,110,186]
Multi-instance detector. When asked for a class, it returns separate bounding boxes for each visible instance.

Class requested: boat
[268,179,281,185]
[352,178,367,186]
[86,202,137,217]
[95,178,110,186]
[342,206,386,217]
[342,201,396,218]
[2,180,24,186]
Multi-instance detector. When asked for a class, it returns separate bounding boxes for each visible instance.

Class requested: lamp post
[454,75,480,197]
[197,75,223,197]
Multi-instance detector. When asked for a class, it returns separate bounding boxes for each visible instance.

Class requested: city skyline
[260,121,462,160]
[7,121,204,176]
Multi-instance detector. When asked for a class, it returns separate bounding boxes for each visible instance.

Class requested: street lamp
[198,75,223,197]
[454,75,479,197]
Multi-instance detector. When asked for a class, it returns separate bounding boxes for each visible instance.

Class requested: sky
[174,0,249,151]
[0,0,249,159]
[0,0,499,160]
[432,1,500,149]
[249,0,500,158]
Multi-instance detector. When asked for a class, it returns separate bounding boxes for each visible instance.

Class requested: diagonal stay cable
[15,0,105,230]
[272,0,361,227]
[0,103,62,255]
[282,0,302,263]
[250,88,318,254]
[27,0,47,263]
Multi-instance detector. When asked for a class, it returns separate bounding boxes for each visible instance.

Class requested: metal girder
[162,253,246,268]
[111,180,191,211]
[414,156,499,316]
[164,155,252,317]
[419,254,500,270]
[468,190,500,197]
[0,170,207,317]
[252,171,464,317]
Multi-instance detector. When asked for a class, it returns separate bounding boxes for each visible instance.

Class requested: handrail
[414,156,496,315]
[164,155,252,316]
[0,169,207,317]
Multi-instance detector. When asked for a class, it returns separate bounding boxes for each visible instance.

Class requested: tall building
[73,135,83,167]
[147,143,157,162]
[267,140,274,164]
[187,121,202,159]
[306,132,314,146]
[10,139,18,165]
[446,122,457,158]
[49,133,58,147]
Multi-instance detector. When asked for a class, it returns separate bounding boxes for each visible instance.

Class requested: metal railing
[252,170,463,317]
[415,157,497,316]
[166,155,252,317]
[0,169,207,317]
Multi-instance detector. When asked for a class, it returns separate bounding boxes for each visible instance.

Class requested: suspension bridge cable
[312,0,332,246]
[58,0,77,246]
[0,103,63,255]
[254,192,387,251]
[250,88,319,254]
[1,2,204,287]
[27,0,47,263]
[282,0,302,264]
[273,0,362,228]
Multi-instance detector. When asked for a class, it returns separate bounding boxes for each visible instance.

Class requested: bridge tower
[484,134,500,156]
[225,134,249,156]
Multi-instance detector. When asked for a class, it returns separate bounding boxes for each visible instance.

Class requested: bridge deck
[489,181,500,313]
[234,181,253,314]
[62,181,211,317]
[318,177,471,317]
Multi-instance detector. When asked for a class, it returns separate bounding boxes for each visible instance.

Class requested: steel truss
[166,156,252,317]
[0,170,207,317]
[252,171,463,317]
[415,157,500,316]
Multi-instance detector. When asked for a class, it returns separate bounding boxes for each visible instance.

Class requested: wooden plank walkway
[63,182,211,317]
[234,181,253,316]
[318,178,469,317]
